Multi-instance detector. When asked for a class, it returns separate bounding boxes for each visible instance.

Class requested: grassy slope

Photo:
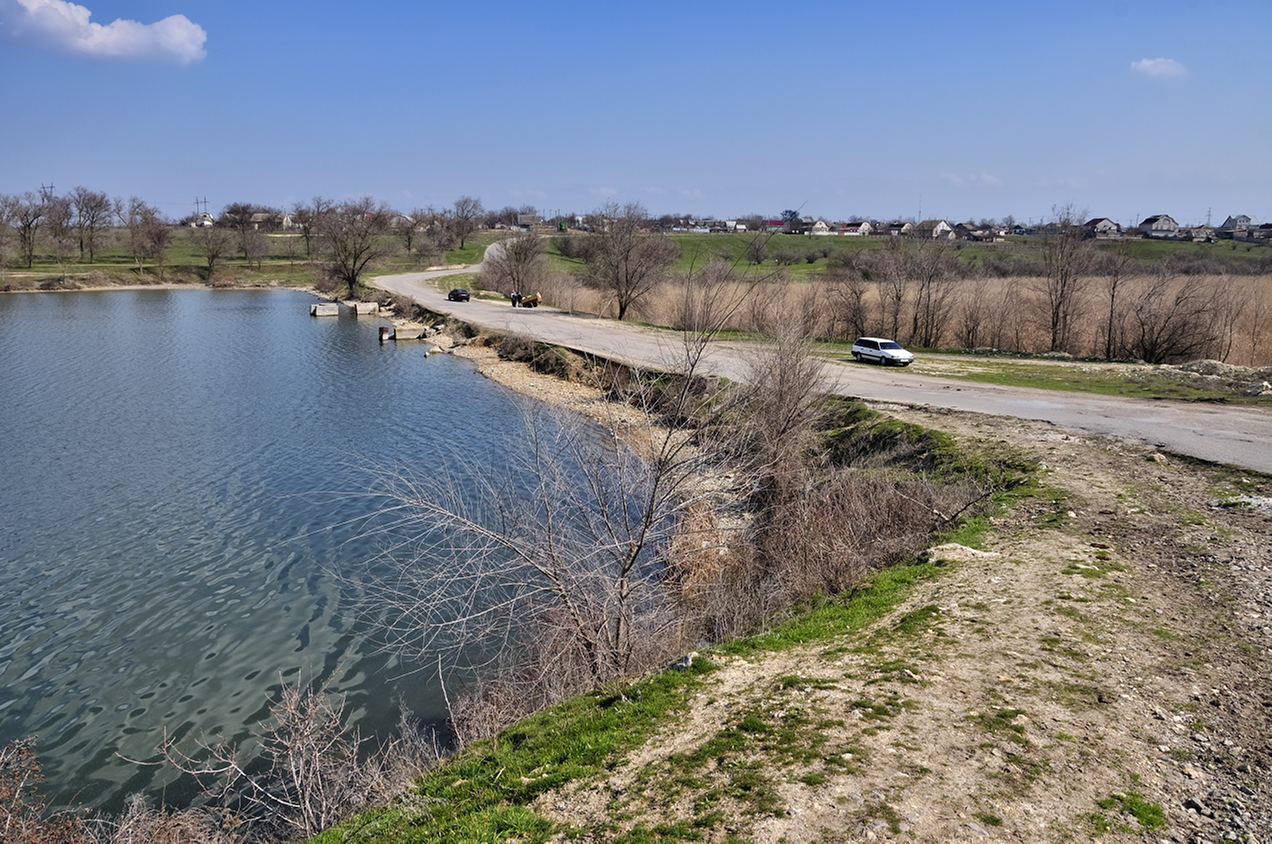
[311,561,946,844]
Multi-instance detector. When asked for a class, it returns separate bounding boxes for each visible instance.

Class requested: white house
[915,219,954,239]
[1139,214,1179,238]
[1219,214,1255,233]
[1083,217,1121,236]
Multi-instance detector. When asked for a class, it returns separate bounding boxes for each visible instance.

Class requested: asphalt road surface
[373,268,1272,475]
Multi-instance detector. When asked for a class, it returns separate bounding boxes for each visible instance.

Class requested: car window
[880,341,902,350]
[859,339,877,350]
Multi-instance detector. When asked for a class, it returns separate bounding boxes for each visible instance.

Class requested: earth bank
[430,329,1272,844]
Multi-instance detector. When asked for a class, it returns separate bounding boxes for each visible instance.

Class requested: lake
[0,288,530,810]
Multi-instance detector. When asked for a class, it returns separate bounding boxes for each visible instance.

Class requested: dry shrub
[665,500,729,589]
[763,471,979,602]
[94,798,236,844]
[153,678,440,842]
[0,737,88,843]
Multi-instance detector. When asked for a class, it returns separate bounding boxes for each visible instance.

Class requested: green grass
[2,227,488,293]
[314,555,948,843]
[923,360,1237,401]
[715,559,944,660]
[1091,791,1167,833]
[818,343,1265,402]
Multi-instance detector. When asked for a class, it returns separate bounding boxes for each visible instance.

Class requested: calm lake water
[0,288,530,811]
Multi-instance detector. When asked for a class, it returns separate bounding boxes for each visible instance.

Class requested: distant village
[660,213,1271,243]
[178,205,1271,247]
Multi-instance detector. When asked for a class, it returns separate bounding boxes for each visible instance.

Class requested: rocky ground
[442,336,1272,844]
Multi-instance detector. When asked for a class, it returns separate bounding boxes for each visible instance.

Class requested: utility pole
[39,183,56,201]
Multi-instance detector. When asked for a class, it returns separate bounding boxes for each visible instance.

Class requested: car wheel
[852,352,861,361]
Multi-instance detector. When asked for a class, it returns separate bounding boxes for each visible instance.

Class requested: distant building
[1082,217,1121,237]
[914,219,954,239]
[1219,214,1255,233]
[1139,214,1179,238]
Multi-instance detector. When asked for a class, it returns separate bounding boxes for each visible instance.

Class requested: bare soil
[447,339,1272,843]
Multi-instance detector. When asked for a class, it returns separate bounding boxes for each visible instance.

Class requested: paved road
[373,268,1272,475]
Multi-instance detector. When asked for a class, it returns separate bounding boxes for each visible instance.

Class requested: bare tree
[43,194,76,271]
[69,186,115,262]
[219,201,279,263]
[582,201,680,321]
[450,195,484,249]
[743,237,768,265]
[733,298,831,501]
[361,271,773,710]
[291,197,332,258]
[1034,204,1094,352]
[121,198,172,276]
[191,224,231,275]
[823,264,872,341]
[12,192,45,269]
[317,197,396,298]
[242,228,270,269]
[1096,238,1138,360]
[906,239,957,348]
[0,194,16,275]
[955,275,992,350]
[876,238,909,341]
[1122,270,1222,363]
[479,231,546,295]
[395,208,427,254]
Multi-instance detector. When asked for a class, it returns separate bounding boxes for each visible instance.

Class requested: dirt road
[373,269,1272,474]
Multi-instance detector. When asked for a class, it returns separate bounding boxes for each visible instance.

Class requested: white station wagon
[851,337,915,366]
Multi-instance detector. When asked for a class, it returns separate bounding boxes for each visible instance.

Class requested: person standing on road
[511,290,522,307]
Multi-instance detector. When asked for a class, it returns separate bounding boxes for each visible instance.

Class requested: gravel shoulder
[443,339,1272,843]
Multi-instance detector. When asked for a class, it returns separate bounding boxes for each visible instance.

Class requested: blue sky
[2,1,1268,228]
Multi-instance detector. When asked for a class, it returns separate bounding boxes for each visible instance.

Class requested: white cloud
[1130,57,1186,79]
[0,0,206,64]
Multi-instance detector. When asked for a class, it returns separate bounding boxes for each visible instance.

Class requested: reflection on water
[0,289,530,810]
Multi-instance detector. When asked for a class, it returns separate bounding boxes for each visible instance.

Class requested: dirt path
[543,412,1272,842]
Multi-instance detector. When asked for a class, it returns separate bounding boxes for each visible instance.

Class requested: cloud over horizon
[1130,57,1187,79]
[0,0,206,64]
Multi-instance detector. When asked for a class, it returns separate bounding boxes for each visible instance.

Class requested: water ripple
[0,290,528,811]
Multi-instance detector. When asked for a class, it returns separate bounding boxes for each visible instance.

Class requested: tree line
[0,189,495,293]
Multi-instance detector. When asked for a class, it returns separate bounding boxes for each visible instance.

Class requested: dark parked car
[447,288,470,302]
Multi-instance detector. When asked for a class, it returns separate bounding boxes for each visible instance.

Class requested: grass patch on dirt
[1089,791,1167,833]
[313,658,716,843]
[316,552,951,844]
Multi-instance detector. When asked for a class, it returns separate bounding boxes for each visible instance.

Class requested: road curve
[373,267,1272,475]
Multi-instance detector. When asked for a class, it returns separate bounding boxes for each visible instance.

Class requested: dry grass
[531,270,1272,366]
